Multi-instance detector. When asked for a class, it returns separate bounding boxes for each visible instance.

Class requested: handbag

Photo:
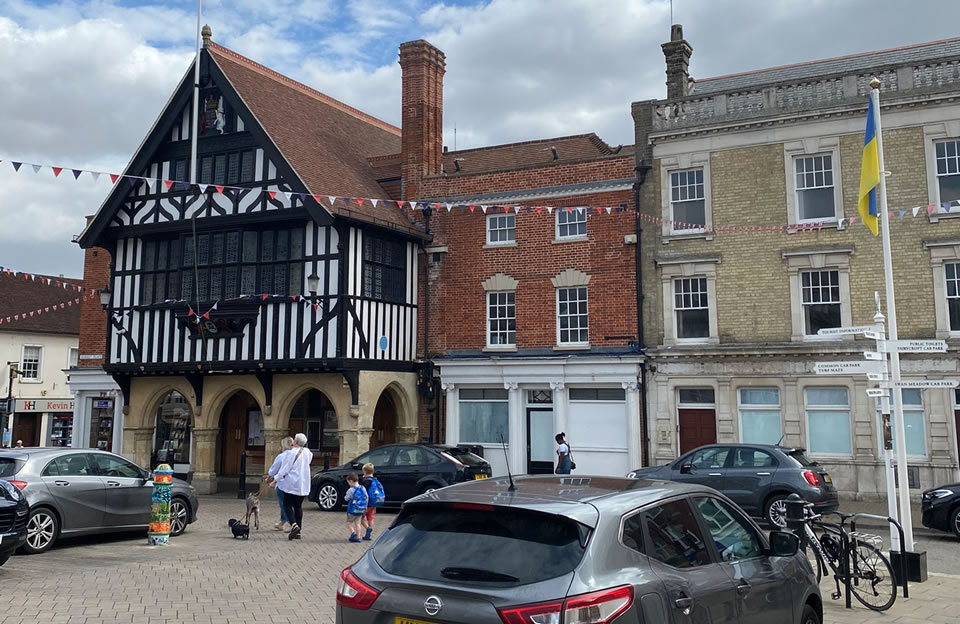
[568,445,576,471]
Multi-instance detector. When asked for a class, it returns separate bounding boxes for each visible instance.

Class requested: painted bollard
[148,464,173,546]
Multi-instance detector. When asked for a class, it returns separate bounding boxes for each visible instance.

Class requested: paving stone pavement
[0,493,957,623]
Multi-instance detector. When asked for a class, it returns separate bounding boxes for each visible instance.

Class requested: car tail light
[8,480,27,491]
[802,471,820,486]
[336,567,380,610]
[498,586,634,624]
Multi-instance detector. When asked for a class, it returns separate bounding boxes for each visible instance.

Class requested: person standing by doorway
[555,432,572,475]
[266,436,294,531]
[274,433,312,540]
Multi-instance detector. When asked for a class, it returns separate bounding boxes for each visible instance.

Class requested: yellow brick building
[634,26,960,500]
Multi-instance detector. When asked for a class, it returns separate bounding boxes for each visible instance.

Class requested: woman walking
[555,432,572,475]
[271,433,313,540]
[267,436,294,531]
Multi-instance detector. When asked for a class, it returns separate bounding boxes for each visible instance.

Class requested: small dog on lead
[244,481,271,530]
[228,518,249,540]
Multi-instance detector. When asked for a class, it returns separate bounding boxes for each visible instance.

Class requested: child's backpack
[368,477,385,507]
[347,484,368,515]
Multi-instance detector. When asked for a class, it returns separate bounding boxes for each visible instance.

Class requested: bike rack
[847,513,909,600]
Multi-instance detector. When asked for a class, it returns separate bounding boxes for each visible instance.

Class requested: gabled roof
[0,273,82,336]
[691,36,960,96]
[80,40,424,244]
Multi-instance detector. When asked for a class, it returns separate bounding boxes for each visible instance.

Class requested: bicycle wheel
[849,542,897,612]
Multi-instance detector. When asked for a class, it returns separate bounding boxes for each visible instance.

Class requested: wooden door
[220,397,247,475]
[13,414,40,447]
[678,409,717,454]
[371,394,397,449]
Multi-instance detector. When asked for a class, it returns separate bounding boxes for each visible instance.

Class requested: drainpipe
[634,160,652,467]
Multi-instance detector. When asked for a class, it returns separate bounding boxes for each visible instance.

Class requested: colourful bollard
[148,464,173,546]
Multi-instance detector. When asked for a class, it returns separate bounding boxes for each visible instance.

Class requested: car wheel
[316,482,342,511]
[800,603,820,624]
[420,483,441,496]
[23,507,59,554]
[950,505,960,540]
[765,495,789,529]
[169,497,190,537]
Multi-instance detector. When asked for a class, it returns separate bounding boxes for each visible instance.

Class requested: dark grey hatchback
[336,475,822,624]
[628,444,839,528]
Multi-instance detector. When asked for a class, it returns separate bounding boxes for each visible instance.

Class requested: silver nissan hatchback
[336,475,822,624]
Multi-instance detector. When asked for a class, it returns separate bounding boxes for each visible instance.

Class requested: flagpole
[871,77,915,552]
[189,0,202,184]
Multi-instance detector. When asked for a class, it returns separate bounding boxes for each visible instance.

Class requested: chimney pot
[443,145,448,153]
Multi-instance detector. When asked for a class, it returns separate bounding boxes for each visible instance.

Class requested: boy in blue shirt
[344,473,368,543]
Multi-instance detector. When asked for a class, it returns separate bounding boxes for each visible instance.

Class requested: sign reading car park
[814,361,883,375]
[892,380,959,389]
[817,326,876,336]
[889,339,948,353]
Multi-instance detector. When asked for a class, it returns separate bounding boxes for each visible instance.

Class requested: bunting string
[0,291,97,328]
[1,157,957,231]
[0,267,99,295]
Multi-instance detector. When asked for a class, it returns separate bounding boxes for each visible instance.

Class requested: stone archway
[371,391,398,449]
[150,390,194,480]
[216,389,264,479]
[288,389,340,469]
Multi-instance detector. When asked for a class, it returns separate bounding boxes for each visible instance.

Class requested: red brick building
[391,40,646,476]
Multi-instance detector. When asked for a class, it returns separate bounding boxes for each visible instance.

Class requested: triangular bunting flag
[72,169,83,179]
[913,206,921,217]
[198,184,208,194]
[267,191,277,200]
[469,205,475,213]
[298,193,306,202]
[353,197,362,206]
[899,210,906,220]
[446,203,452,212]
[371,199,378,207]
[312,194,323,204]
[91,171,101,182]
[52,167,62,177]
[328,195,337,205]
[849,216,858,225]
[109,174,119,184]
[214,185,224,194]
[127,176,138,188]
[313,303,319,312]
[605,207,612,214]
[262,294,269,301]
[547,207,553,214]
[44,307,49,313]
[31,164,42,174]
[187,307,195,317]
[536,206,542,214]
[481,205,488,214]
[202,311,210,319]
[163,179,174,191]
[928,204,936,216]
[944,202,953,213]
[12,161,22,171]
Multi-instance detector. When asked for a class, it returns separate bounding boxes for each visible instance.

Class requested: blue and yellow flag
[858,97,880,236]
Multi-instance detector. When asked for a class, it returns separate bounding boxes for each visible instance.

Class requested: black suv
[628,444,839,527]
[0,461,29,566]
[310,444,492,511]
[921,483,960,539]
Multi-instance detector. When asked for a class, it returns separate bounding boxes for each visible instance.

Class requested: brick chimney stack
[398,39,445,200]
[77,216,112,367]
[661,24,692,99]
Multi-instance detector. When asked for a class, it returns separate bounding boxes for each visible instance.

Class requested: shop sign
[15,399,75,413]
[93,399,113,409]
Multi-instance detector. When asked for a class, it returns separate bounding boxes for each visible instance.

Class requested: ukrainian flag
[858,97,880,236]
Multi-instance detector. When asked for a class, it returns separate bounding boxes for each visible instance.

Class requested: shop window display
[50,414,73,447]
[153,391,191,467]
[89,398,115,452]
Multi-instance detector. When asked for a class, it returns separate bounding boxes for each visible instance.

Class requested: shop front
[68,365,125,454]
[12,398,76,447]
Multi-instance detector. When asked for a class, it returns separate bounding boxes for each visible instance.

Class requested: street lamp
[99,287,112,311]
[307,273,319,297]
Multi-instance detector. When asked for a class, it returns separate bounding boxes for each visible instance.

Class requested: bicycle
[797,502,897,612]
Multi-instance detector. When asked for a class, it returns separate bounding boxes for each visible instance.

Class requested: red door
[678,409,717,454]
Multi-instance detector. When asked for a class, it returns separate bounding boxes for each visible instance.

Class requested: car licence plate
[396,618,436,624]
[474,474,488,480]
[823,474,832,484]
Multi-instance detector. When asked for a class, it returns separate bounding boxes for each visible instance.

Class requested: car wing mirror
[351,462,362,470]
[679,463,694,474]
[768,530,800,557]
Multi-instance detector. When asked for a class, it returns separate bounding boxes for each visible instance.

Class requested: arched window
[153,391,191,467]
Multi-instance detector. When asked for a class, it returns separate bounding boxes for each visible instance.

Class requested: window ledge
[788,219,840,233]
[662,232,715,243]
[929,211,960,224]
[482,346,518,353]
[552,236,588,245]
[553,344,591,351]
[18,379,42,384]
[483,242,517,250]
[671,337,720,346]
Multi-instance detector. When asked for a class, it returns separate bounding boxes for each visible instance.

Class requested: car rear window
[445,448,487,466]
[0,458,24,477]
[786,450,818,467]
[373,505,589,587]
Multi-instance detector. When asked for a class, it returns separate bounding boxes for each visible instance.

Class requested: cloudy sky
[1,0,958,277]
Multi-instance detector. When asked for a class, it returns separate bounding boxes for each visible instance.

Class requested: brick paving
[0,494,957,623]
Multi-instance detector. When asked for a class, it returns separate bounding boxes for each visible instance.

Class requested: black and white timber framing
[79,47,422,381]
